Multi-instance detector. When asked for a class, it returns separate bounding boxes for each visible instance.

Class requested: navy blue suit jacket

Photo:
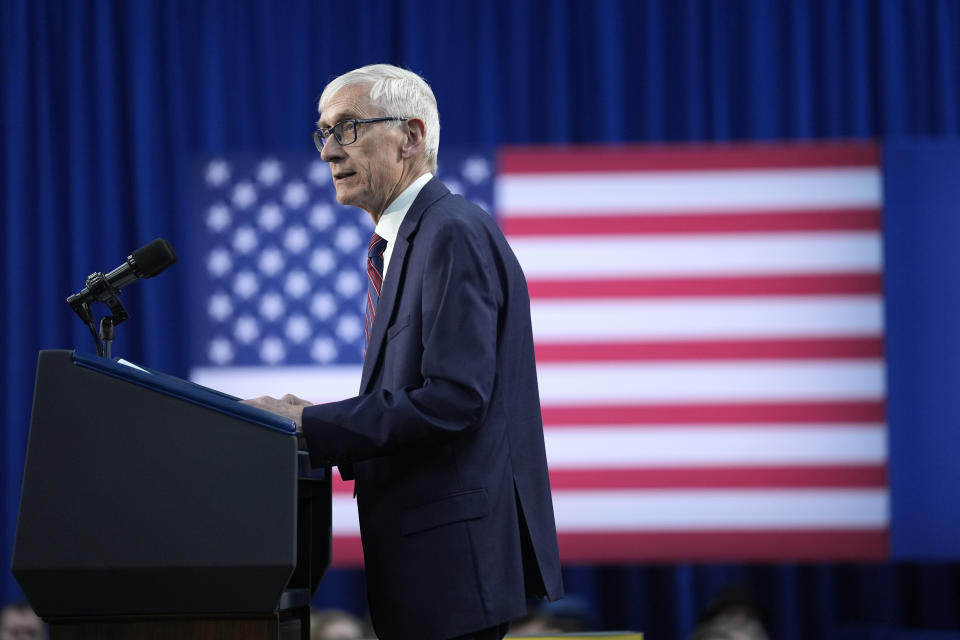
[302,177,563,640]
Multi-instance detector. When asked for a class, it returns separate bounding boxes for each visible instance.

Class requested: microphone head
[132,238,178,278]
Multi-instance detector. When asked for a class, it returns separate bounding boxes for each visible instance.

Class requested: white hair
[318,64,440,171]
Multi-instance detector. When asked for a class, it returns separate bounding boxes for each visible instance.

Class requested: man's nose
[320,136,344,162]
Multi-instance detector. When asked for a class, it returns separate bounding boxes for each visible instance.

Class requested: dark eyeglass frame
[313,117,409,152]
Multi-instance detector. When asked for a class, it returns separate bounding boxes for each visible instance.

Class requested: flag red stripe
[332,476,353,494]
[331,464,885,495]
[547,465,886,490]
[330,530,889,565]
[500,143,880,173]
[331,536,365,567]
[541,401,885,425]
[527,273,882,299]
[553,530,888,562]
[535,337,884,362]
[501,209,880,235]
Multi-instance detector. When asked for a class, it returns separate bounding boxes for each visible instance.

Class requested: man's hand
[242,394,313,433]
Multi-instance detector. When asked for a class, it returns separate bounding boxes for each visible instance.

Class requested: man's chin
[333,191,368,215]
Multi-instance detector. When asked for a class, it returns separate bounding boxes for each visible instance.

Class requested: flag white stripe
[333,497,361,534]
[536,360,885,404]
[498,168,882,214]
[190,365,362,403]
[331,489,889,534]
[510,231,881,277]
[544,426,887,467]
[531,296,883,340]
[551,489,889,530]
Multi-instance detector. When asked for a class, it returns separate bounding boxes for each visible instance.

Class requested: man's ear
[401,118,427,159]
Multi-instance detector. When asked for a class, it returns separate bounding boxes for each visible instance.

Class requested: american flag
[501,143,887,562]
[191,142,887,565]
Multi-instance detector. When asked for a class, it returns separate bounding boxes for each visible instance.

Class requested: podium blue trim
[72,350,296,435]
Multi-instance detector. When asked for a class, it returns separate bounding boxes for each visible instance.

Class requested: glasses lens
[313,130,325,152]
[337,120,358,145]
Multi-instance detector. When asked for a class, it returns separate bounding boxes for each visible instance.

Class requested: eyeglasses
[313,117,409,152]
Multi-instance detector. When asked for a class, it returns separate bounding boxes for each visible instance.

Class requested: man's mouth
[333,171,356,181]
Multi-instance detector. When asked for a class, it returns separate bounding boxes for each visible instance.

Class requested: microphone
[67,238,178,309]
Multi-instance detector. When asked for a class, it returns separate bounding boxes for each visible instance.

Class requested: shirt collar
[374,172,433,243]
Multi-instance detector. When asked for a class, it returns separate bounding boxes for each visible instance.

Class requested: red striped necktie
[365,232,388,348]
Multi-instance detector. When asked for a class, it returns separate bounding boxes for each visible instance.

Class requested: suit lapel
[359,177,449,393]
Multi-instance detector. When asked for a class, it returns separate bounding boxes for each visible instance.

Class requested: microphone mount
[70,270,132,325]
[69,271,131,359]
[68,271,130,360]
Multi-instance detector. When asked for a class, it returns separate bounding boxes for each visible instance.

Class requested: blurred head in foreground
[311,608,366,640]
[689,586,769,640]
[0,603,44,640]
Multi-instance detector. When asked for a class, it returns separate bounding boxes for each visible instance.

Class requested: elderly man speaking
[245,64,563,640]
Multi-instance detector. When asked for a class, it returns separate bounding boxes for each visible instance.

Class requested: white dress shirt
[374,172,433,282]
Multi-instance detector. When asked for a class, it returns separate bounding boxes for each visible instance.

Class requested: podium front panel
[13,350,300,618]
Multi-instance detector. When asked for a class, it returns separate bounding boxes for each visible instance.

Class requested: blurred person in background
[0,602,44,640]
[507,608,558,636]
[688,586,769,640]
[311,609,366,640]
[509,596,592,635]
[245,63,563,640]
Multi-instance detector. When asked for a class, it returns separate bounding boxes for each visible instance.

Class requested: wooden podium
[11,350,332,640]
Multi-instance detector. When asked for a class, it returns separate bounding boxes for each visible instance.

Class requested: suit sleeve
[301,217,500,467]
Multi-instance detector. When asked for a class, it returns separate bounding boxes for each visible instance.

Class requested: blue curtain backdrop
[2,0,960,638]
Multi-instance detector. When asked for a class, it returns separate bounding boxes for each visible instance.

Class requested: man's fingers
[241,395,305,428]
[282,393,312,407]
[241,395,275,407]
